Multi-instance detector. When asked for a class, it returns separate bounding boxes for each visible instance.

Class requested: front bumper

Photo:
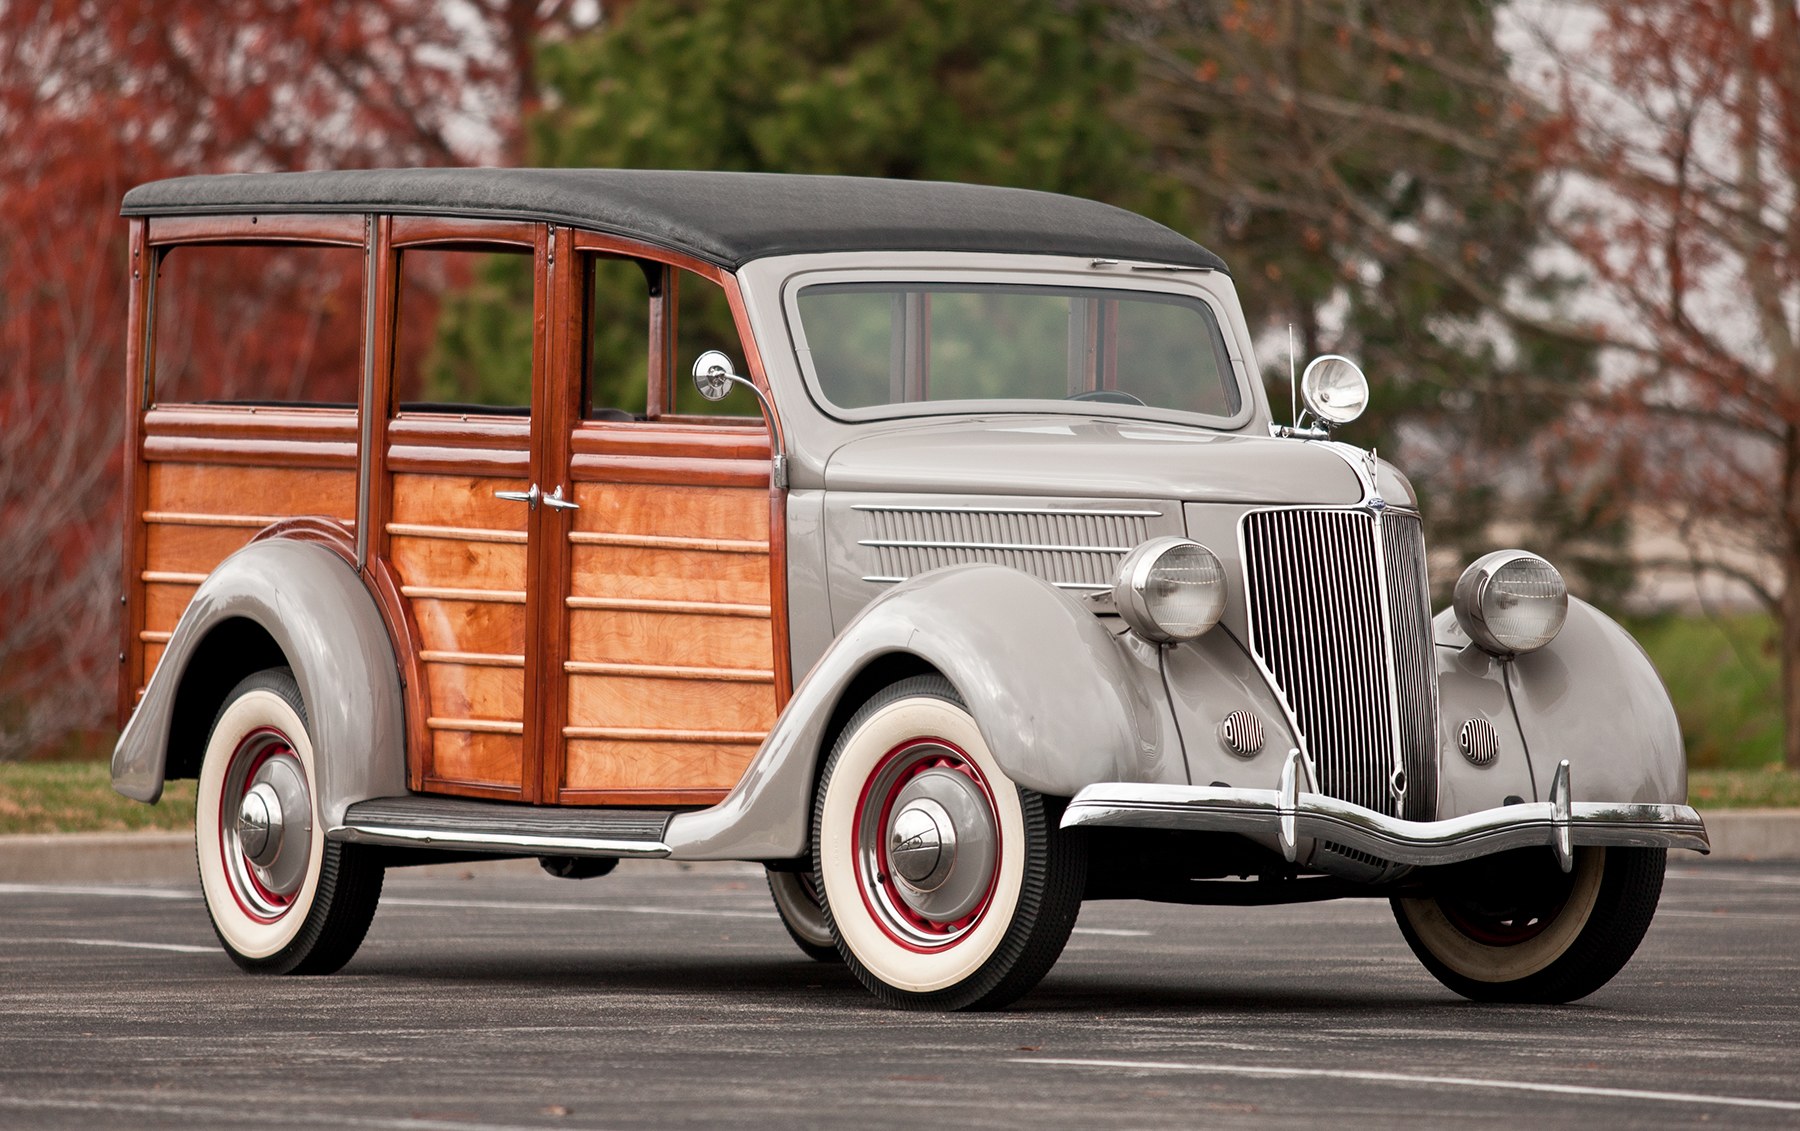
[1061,756,1709,872]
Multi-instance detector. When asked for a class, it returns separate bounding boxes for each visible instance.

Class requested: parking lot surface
[2,857,1796,1129]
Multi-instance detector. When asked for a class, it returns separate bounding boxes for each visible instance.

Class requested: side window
[585,254,652,419]
[393,247,534,413]
[150,243,363,407]
[672,270,758,417]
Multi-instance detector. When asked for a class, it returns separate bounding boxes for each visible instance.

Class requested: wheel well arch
[162,618,289,780]
[807,651,942,808]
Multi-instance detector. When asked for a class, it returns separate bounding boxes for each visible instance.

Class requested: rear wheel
[811,675,1085,1010]
[766,868,841,963]
[195,668,384,974]
[1392,845,1665,1003]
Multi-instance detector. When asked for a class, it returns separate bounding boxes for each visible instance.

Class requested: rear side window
[150,243,363,407]
[394,247,535,413]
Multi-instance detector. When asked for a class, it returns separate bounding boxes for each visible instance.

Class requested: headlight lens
[1114,537,1227,643]
[1453,550,1568,656]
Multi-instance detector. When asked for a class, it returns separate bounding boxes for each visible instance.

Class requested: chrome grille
[1382,512,1438,820]
[1241,508,1438,820]
[858,505,1157,591]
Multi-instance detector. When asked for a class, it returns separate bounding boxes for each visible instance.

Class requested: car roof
[121,168,1229,273]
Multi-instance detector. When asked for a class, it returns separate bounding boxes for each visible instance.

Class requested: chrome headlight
[1453,550,1568,657]
[1113,537,1227,643]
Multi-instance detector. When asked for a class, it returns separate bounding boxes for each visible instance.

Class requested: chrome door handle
[542,485,579,512]
[495,484,540,509]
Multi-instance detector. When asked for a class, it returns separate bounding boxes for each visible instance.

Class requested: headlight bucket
[1453,550,1568,657]
[1113,537,1227,643]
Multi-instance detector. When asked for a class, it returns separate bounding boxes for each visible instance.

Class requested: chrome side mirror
[688,350,789,488]
[692,349,739,402]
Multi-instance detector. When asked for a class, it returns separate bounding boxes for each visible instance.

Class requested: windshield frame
[779,266,1257,432]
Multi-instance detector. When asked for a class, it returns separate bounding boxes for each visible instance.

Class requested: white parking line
[1010,1057,1800,1113]
[6,937,215,954]
[1070,927,1151,937]
[0,1095,553,1131]
[381,896,776,919]
[1668,869,1800,887]
[1657,909,1800,922]
[0,882,195,900]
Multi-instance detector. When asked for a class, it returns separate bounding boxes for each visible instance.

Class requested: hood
[822,416,1366,505]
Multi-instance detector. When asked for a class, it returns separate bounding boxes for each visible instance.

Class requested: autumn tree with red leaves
[1510,1,1800,768]
[0,1,589,758]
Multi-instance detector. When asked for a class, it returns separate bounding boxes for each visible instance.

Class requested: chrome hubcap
[889,797,953,890]
[857,741,1000,947]
[221,729,312,920]
[236,783,280,864]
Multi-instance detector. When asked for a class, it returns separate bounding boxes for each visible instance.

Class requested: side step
[331,795,674,859]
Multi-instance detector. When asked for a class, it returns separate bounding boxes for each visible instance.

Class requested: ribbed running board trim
[331,796,674,858]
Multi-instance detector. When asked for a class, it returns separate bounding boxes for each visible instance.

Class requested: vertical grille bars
[1241,508,1438,820]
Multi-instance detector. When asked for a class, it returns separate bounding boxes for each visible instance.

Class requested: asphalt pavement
[1,857,1797,1129]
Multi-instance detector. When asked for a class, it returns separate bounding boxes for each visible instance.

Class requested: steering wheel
[1065,389,1146,406]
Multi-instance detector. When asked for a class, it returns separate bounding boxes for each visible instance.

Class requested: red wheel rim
[851,738,1002,952]
[217,726,305,923]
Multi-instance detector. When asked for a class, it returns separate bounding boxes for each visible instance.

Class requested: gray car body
[115,248,1692,867]
[112,539,406,827]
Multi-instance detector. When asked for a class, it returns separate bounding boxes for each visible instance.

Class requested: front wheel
[812,675,1085,1010]
[1392,845,1665,1003]
[195,668,384,974]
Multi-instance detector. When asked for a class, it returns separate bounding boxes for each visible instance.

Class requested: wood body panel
[568,542,770,605]
[129,217,795,806]
[563,738,758,796]
[119,219,150,728]
[146,462,356,517]
[429,731,526,793]
[566,672,776,733]
[556,472,778,798]
[134,424,357,695]
[146,214,365,246]
[386,467,532,795]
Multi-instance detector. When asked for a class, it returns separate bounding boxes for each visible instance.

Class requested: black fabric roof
[121,168,1228,272]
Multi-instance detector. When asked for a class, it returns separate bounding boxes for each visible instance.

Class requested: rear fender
[111,539,406,827]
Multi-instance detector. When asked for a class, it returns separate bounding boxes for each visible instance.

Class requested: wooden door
[541,247,785,806]
[376,220,550,801]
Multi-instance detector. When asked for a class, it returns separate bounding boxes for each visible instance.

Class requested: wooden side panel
[559,479,777,799]
[137,450,356,693]
[388,471,531,795]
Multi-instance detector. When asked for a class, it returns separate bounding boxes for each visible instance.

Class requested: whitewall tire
[1393,845,1665,1003]
[195,668,383,974]
[812,675,1085,1010]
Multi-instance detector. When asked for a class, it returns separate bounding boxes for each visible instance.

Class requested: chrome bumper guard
[1061,755,1709,872]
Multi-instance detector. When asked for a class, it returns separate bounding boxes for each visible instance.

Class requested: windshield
[794,282,1241,419]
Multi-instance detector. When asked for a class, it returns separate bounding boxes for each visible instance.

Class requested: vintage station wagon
[112,170,1708,1009]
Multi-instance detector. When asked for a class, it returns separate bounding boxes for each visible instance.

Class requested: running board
[330,796,674,859]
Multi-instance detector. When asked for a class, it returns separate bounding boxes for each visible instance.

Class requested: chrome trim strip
[852,504,1164,518]
[328,823,672,859]
[861,574,1111,591]
[858,538,1131,554]
[1061,777,1710,868]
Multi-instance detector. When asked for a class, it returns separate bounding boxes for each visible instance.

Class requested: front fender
[666,563,1167,860]
[1433,597,1685,811]
[111,539,406,827]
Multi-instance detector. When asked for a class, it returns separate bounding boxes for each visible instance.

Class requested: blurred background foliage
[0,0,1788,795]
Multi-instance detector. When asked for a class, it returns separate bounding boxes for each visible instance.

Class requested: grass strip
[0,762,195,835]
